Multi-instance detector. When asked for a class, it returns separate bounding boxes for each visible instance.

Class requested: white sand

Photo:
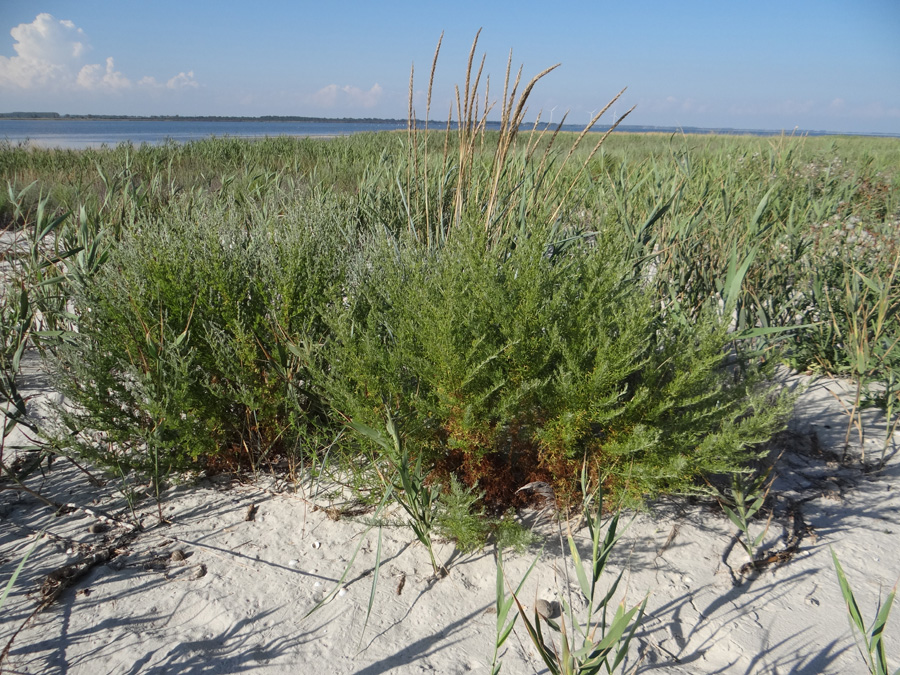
[1,365,898,674]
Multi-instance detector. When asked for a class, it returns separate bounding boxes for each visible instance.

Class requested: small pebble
[89,523,108,534]
[191,564,207,580]
[337,588,346,597]
[288,559,299,567]
[311,541,321,549]
[535,599,560,619]
[170,549,186,562]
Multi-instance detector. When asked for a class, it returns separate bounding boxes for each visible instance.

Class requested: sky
[0,1,898,134]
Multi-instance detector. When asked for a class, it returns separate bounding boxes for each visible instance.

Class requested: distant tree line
[0,112,61,119]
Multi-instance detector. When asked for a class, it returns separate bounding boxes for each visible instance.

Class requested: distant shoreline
[0,113,408,124]
[1,113,898,139]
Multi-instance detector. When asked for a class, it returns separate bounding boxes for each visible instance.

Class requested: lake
[0,119,408,149]
[1,118,883,150]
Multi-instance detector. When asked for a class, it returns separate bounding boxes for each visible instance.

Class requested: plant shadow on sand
[14,603,303,675]
[352,608,487,675]
[1,377,899,673]
[531,402,900,674]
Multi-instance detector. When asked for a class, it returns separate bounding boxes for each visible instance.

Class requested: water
[0,118,408,149]
[2,118,889,150]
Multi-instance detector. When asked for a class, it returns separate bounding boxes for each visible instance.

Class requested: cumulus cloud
[76,57,131,90]
[167,71,198,89]
[0,13,197,94]
[311,83,383,109]
[0,13,86,88]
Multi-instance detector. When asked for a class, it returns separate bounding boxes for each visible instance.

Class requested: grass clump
[349,413,446,576]
[505,473,647,674]
[712,464,775,564]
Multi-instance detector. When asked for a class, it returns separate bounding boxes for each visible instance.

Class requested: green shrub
[48,188,350,481]
[325,213,791,507]
[436,475,490,553]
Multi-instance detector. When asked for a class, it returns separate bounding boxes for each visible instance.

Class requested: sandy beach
[1,361,898,675]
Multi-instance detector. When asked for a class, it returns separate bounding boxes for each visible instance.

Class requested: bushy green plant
[47,187,350,491]
[318,37,794,507]
[436,474,490,553]
[492,510,536,553]
[325,216,791,507]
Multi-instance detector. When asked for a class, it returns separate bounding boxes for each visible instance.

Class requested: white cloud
[0,13,197,94]
[311,83,339,107]
[0,13,86,88]
[76,57,131,90]
[311,83,383,109]
[167,71,198,90]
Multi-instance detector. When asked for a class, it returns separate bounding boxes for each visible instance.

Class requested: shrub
[324,215,791,508]
[48,187,350,483]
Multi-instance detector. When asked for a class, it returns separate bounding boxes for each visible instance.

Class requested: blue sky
[1,1,898,134]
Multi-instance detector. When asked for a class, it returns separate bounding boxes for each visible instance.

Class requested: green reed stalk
[832,549,899,675]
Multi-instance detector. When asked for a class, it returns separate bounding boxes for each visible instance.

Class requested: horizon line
[1,112,898,139]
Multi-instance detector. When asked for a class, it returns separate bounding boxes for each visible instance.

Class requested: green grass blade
[590,600,642,654]
[357,525,383,649]
[721,503,746,531]
[871,586,896,675]
[348,420,393,454]
[723,244,759,311]
[595,568,624,612]
[832,549,867,635]
[510,589,560,675]
[303,533,366,619]
[305,491,390,621]
[0,534,43,610]
[610,594,648,672]
[568,533,591,599]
